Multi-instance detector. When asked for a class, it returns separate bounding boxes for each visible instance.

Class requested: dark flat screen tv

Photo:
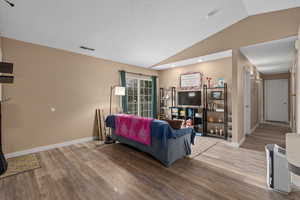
[178,91,201,106]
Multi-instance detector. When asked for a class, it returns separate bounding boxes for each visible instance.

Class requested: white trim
[261,120,290,127]
[228,136,246,148]
[5,137,95,158]
[244,69,252,136]
[126,76,153,117]
[249,123,259,135]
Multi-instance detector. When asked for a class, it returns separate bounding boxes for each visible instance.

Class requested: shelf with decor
[203,83,228,140]
[159,87,176,120]
[170,106,204,133]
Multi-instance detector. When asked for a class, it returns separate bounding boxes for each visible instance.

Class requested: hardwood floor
[194,141,268,189]
[241,123,289,151]
[0,123,299,200]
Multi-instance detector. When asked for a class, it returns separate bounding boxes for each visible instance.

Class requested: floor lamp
[105,85,125,144]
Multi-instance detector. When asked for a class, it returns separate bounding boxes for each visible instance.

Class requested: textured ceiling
[1,0,299,68]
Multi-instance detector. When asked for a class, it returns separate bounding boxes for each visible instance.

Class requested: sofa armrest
[172,127,195,145]
[172,127,192,136]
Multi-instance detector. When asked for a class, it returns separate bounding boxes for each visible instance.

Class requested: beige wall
[159,57,233,112]
[298,26,300,133]
[232,49,261,144]
[1,37,158,154]
[0,37,2,60]
[251,75,261,129]
[290,68,296,132]
[155,7,300,66]
[294,26,300,188]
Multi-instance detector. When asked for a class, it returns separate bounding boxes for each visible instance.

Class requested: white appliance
[265,144,291,193]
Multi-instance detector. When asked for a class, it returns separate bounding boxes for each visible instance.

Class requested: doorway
[264,79,289,123]
[244,70,251,135]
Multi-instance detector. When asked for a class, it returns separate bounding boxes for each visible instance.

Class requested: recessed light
[198,59,203,62]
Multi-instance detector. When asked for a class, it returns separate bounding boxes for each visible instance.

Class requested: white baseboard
[261,120,290,127]
[228,136,246,148]
[249,123,259,134]
[5,137,96,158]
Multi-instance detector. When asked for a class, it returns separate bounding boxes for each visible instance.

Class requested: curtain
[151,76,157,118]
[120,71,128,113]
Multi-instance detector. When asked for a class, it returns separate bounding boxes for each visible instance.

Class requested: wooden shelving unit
[159,87,176,120]
[170,107,203,133]
[203,83,228,140]
[159,88,166,120]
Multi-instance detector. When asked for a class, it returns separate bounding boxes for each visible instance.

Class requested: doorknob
[283,102,287,105]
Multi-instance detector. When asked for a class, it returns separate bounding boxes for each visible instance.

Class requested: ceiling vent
[80,46,95,51]
[206,9,220,18]
[3,0,14,7]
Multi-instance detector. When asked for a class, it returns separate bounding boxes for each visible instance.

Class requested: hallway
[241,123,289,151]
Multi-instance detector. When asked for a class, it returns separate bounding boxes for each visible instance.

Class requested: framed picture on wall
[180,72,203,90]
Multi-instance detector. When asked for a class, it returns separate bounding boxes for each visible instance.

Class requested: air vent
[207,9,220,18]
[80,46,95,51]
[3,0,15,7]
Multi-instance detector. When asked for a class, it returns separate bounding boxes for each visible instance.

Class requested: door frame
[244,69,251,135]
[126,74,152,117]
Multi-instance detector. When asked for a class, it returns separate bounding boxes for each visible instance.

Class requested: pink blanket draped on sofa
[115,114,153,146]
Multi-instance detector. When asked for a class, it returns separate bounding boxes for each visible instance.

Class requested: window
[127,77,153,118]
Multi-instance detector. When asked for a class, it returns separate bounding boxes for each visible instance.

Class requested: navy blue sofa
[106,115,195,167]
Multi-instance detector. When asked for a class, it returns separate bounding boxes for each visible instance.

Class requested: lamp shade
[115,86,126,96]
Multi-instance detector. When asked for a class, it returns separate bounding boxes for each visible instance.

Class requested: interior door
[244,70,251,135]
[265,79,289,122]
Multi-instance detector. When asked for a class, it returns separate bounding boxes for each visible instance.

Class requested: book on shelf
[215,108,224,112]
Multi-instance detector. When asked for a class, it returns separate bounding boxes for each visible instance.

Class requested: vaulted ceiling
[1,0,300,68]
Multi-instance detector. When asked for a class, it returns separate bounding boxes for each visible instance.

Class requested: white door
[265,79,289,122]
[244,70,251,135]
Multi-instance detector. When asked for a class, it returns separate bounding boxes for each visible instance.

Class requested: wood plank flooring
[0,123,299,200]
[194,141,268,189]
[241,123,289,151]
[193,123,292,190]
